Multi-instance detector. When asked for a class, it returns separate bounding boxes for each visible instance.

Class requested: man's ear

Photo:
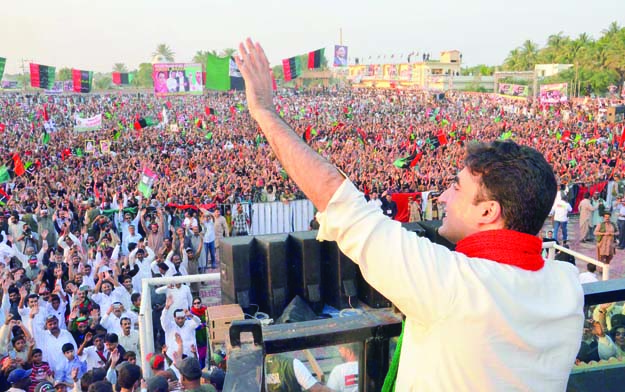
[478,200,502,226]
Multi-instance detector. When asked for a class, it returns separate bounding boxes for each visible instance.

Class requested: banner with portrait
[333,45,349,67]
[152,63,204,96]
[498,83,529,98]
[539,83,568,104]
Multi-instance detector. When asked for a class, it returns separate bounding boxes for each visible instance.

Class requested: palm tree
[519,40,539,70]
[220,48,237,58]
[152,44,175,62]
[192,50,218,64]
[504,48,522,70]
[112,63,128,73]
[602,21,621,37]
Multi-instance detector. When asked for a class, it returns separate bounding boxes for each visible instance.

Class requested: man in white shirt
[117,317,140,358]
[551,191,573,243]
[327,343,359,392]
[234,40,583,391]
[78,333,109,370]
[160,297,200,360]
[91,276,126,312]
[100,302,137,336]
[579,263,599,284]
[38,315,78,375]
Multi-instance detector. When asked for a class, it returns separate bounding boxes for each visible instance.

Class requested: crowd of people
[0,85,624,391]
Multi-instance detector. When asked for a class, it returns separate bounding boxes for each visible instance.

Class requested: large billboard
[333,45,349,67]
[498,83,529,98]
[540,83,568,104]
[152,63,203,96]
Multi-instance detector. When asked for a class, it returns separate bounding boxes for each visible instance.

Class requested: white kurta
[316,180,584,391]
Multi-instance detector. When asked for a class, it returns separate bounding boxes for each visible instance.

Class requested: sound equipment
[286,231,322,311]
[416,220,456,251]
[219,236,255,308]
[252,234,290,319]
[401,222,426,237]
[320,240,358,309]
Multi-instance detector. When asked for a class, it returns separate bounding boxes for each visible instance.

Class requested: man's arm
[235,39,343,212]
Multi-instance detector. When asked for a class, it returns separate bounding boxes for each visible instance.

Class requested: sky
[2,0,624,74]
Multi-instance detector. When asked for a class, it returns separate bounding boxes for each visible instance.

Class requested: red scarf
[190,305,207,318]
[455,229,544,271]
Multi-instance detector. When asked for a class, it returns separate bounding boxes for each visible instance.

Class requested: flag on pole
[12,154,25,176]
[137,167,158,198]
[205,54,245,91]
[0,188,10,206]
[0,165,10,184]
[307,49,324,69]
[282,56,302,81]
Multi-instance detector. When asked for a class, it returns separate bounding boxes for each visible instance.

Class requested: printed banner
[74,114,103,132]
[85,140,96,154]
[152,63,203,96]
[498,83,529,98]
[1,81,19,89]
[540,83,568,104]
[333,45,349,67]
[100,140,111,154]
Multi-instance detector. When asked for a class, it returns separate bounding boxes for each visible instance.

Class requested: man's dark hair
[587,263,597,273]
[117,363,142,389]
[87,380,114,392]
[131,293,141,303]
[464,141,556,235]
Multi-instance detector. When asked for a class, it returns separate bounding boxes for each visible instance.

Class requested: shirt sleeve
[292,358,318,390]
[316,179,465,322]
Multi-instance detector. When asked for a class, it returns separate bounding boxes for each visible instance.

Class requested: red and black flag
[29,63,56,89]
[112,72,133,86]
[72,69,93,93]
[302,125,317,143]
[393,150,422,169]
[282,56,302,82]
[133,117,158,130]
[0,188,10,206]
[307,48,324,69]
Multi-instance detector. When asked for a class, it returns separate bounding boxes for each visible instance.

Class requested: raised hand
[235,38,274,120]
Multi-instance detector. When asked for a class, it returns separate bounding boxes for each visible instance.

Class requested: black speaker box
[320,240,358,309]
[219,236,255,308]
[286,231,322,311]
[356,267,392,308]
[401,222,426,237]
[252,234,290,319]
[416,220,456,251]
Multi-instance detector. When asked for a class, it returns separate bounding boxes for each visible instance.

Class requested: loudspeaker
[219,236,254,308]
[416,220,455,251]
[356,267,392,308]
[286,231,322,312]
[401,222,426,238]
[320,240,358,309]
[252,234,290,319]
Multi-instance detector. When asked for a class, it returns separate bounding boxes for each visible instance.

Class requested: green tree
[192,50,216,64]
[113,63,128,72]
[57,67,72,81]
[95,75,112,90]
[135,63,154,87]
[152,44,175,62]
[461,64,495,76]
[220,48,237,58]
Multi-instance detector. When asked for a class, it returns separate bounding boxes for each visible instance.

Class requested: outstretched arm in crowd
[235,38,344,212]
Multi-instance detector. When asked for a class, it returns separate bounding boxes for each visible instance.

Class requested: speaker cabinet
[320,241,358,309]
[252,234,290,319]
[287,231,322,311]
[416,220,456,251]
[219,236,255,308]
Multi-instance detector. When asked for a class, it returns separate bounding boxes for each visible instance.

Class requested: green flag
[205,132,213,141]
[41,131,50,145]
[0,58,5,82]
[0,165,10,183]
[205,54,245,91]
[466,125,472,135]
[500,131,512,140]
